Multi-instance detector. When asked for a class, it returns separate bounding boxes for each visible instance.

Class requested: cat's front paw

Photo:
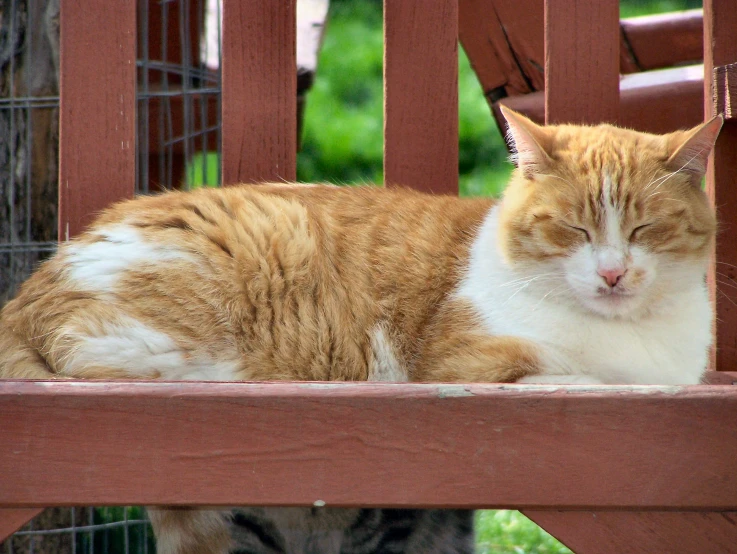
[516,374,605,385]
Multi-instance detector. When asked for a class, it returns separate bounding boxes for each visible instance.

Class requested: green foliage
[476,511,572,554]
[621,0,702,17]
[186,152,220,189]
[297,0,513,196]
[297,1,385,185]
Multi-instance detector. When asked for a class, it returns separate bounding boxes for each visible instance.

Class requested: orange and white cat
[0,108,722,553]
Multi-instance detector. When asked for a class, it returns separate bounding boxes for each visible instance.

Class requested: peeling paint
[437,385,474,398]
[506,384,686,395]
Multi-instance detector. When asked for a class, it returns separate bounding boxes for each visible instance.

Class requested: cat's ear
[500,106,554,178]
[666,116,724,180]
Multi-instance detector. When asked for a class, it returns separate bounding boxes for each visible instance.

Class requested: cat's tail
[0,327,58,379]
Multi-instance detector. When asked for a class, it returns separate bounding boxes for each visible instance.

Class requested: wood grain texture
[384,0,458,194]
[222,0,296,184]
[544,0,620,124]
[496,64,704,135]
[704,0,737,372]
[458,0,538,99]
[714,63,737,119]
[525,511,737,554]
[58,0,136,239]
[620,9,703,72]
[0,509,42,543]
[462,0,546,96]
[2,381,737,508]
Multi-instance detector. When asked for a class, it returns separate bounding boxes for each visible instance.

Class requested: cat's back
[0,184,492,383]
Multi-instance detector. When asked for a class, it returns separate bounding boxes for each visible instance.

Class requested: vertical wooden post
[544,0,619,124]
[384,0,458,195]
[705,0,737,371]
[526,1,621,549]
[58,0,136,239]
[222,0,297,184]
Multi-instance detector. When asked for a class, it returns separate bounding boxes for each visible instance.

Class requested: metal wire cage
[0,0,222,304]
[1,0,221,550]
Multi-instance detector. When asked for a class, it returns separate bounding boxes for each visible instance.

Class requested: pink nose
[598,267,626,287]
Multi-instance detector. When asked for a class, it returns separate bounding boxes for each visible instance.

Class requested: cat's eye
[567,225,591,241]
[629,224,651,241]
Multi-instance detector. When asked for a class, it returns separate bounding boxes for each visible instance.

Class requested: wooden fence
[2,0,737,552]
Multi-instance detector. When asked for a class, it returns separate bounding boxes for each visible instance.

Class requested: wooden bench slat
[58,0,136,239]
[2,380,737,509]
[384,0,458,194]
[222,0,297,184]
[620,9,703,72]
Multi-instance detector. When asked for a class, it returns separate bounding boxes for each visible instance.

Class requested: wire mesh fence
[3,508,154,554]
[0,0,223,304]
[1,0,222,550]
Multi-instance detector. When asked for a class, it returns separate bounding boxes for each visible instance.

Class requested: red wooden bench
[2,0,737,552]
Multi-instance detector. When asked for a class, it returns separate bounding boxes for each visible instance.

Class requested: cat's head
[497,107,722,319]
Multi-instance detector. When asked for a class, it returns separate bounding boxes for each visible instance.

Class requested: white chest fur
[456,206,712,385]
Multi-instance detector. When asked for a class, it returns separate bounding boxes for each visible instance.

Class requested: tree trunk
[0,0,59,306]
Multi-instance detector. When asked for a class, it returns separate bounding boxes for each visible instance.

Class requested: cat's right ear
[500,106,553,178]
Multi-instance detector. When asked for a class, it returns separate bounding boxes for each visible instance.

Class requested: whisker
[716,261,737,270]
[717,289,737,308]
[643,145,711,194]
[497,272,564,288]
[715,278,737,292]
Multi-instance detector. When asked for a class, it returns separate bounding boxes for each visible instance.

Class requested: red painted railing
[4,0,737,551]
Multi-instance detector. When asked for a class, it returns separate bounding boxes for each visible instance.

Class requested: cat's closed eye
[629,223,651,241]
[565,224,591,241]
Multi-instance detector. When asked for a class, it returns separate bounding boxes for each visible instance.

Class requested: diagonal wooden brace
[0,509,43,543]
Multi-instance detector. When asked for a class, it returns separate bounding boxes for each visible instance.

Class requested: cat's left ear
[500,106,554,178]
[666,116,724,180]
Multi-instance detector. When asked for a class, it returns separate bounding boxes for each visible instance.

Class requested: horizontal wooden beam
[2,380,737,509]
[495,64,704,135]
[620,9,703,72]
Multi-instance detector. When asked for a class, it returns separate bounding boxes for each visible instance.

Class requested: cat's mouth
[586,287,643,316]
[595,286,634,297]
